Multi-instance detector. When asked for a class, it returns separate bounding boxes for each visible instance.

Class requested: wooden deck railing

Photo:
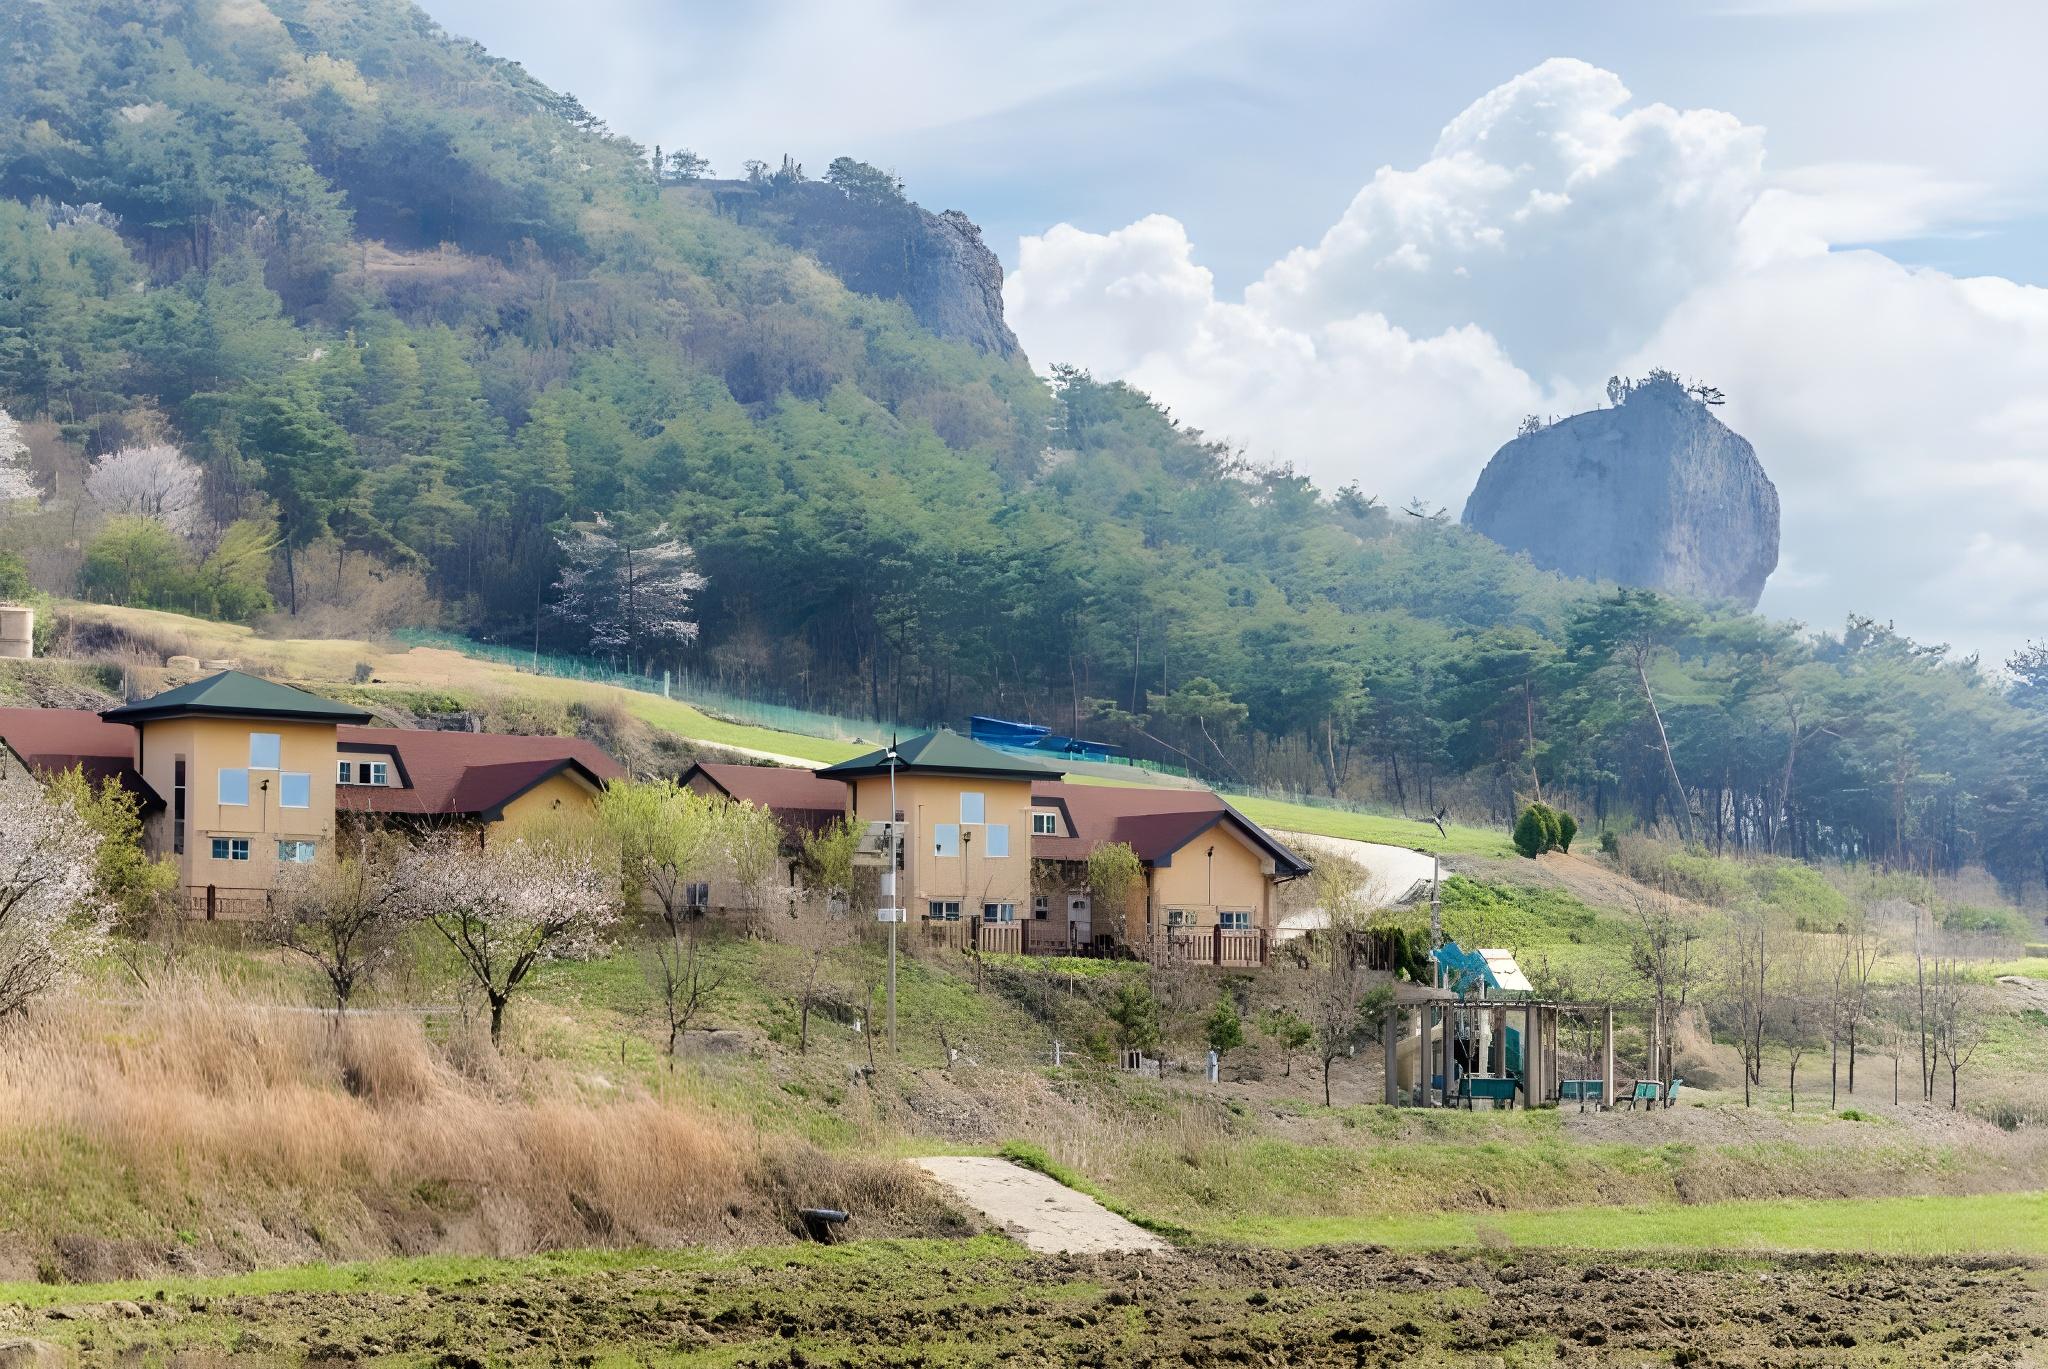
[1166,927,1269,968]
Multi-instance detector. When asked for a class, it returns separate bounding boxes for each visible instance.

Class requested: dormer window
[1032,811,1057,836]
[338,759,389,786]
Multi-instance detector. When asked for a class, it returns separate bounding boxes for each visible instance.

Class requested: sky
[421,0,2048,667]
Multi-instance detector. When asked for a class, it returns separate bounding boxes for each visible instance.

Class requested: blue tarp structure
[969,714,1124,763]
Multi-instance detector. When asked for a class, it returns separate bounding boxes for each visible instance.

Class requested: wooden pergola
[1381,984,1617,1109]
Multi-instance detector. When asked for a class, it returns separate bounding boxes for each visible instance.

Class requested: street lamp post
[885,744,900,1053]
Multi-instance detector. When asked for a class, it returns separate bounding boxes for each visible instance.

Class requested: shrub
[1511,803,1577,858]
[1598,830,1619,857]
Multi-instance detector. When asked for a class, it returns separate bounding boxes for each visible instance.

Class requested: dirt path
[913,1157,1167,1255]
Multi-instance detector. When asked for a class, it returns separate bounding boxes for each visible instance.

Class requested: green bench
[1558,1079,1605,1103]
[1458,1075,1520,1109]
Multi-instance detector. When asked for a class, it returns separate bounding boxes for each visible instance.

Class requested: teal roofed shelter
[819,727,1064,782]
[102,670,374,725]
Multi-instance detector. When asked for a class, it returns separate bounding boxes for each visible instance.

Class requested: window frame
[1166,907,1193,929]
[211,837,249,862]
[336,759,353,785]
[982,902,1016,924]
[276,840,316,864]
[926,900,961,922]
[1031,810,1058,836]
[1219,910,1253,931]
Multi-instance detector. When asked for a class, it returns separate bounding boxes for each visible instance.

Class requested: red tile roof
[681,762,849,837]
[1029,781,1309,875]
[0,711,623,820]
[0,707,160,809]
[335,726,622,817]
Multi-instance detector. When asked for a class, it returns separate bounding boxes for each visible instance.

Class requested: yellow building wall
[1135,823,1275,942]
[136,716,340,912]
[493,768,604,835]
[849,772,1034,919]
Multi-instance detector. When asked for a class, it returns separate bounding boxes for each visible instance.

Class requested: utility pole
[884,741,900,1052]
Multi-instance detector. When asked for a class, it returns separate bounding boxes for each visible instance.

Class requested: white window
[1220,910,1252,931]
[982,902,1016,923]
[277,840,316,863]
[219,768,250,805]
[959,792,984,824]
[365,761,387,786]
[1032,811,1058,836]
[984,823,1009,858]
[249,733,281,770]
[926,900,961,922]
[211,837,249,861]
[685,882,711,909]
[337,759,352,784]
[1166,907,1193,928]
[933,823,960,858]
[280,772,311,809]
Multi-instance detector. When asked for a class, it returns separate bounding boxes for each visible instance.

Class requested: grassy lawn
[1225,794,1516,858]
[1218,1189,2048,1257]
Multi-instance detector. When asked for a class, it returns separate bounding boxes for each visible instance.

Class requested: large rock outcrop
[700,180,1020,359]
[1461,377,1780,607]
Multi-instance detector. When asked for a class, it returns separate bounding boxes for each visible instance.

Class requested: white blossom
[399,832,619,1042]
[0,779,106,1015]
[551,515,705,663]
[85,442,205,538]
[0,408,38,505]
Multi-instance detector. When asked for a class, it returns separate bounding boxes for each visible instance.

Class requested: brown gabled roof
[334,726,622,818]
[681,762,849,837]
[0,707,161,810]
[1029,781,1310,877]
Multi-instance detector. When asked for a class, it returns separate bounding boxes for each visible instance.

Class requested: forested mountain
[0,0,2043,898]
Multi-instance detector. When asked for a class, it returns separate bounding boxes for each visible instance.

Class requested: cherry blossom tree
[0,779,106,1017]
[85,442,204,538]
[550,515,704,668]
[399,832,618,1044]
[0,408,39,505]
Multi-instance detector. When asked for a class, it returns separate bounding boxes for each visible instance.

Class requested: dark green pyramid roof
[102,670,373,725]
[819,728,1062,781]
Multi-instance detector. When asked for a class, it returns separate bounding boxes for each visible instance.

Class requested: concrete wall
[0,605,30,660]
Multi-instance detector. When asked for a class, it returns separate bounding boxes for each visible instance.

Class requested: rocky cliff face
[1461,378,1780,607]
[702,181,1020,359]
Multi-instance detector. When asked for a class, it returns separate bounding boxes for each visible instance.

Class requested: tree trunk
[1322,1056,1333,1107]
[488,994,507,1045]
[1635,653,1693,844]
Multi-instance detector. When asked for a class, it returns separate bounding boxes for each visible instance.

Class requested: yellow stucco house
[689,728,1311,967]
[0,671,620,918]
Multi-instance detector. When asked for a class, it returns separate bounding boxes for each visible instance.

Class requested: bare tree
[775,890,849,1056]
[85,443,204,538]
[0,779,104,1015]
[1625,892,1699,1083]
[399,831,619,1044]
[1770,938,1825,1111]
[1722,907,1770,1106]
[1928,958,1987,1110]
[649,918,727,1061]
[265,831,411,1011]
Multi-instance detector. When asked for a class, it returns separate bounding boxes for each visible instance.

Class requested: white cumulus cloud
[1005,57,2048,663]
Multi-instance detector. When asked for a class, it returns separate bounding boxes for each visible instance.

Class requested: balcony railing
[1165,926,1268,968]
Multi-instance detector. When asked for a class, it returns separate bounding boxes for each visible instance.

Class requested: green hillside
[0,0,2044,902]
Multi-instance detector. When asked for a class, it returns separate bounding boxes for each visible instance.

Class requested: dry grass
[0,978,938,1281]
